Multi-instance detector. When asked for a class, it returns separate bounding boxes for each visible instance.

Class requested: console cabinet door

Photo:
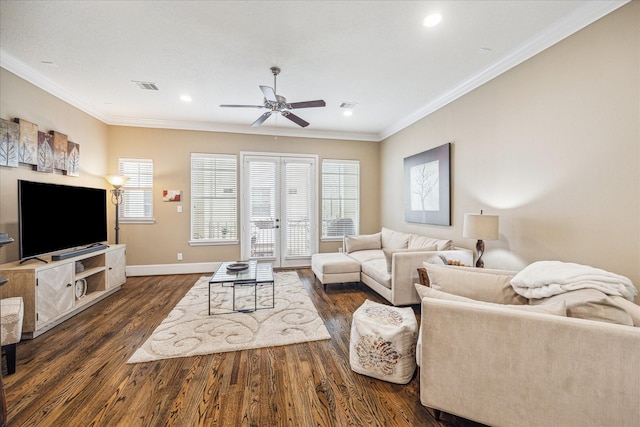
[36,263,74,328]
[106,248,126,289]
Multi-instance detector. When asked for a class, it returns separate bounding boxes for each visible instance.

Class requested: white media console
[0,244,126,338]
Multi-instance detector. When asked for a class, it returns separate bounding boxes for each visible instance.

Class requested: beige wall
[107,126,380,265]
[381,2,640,290]
[0,69,110,262]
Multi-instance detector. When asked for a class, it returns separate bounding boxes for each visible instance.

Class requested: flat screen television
[18,180,108,260]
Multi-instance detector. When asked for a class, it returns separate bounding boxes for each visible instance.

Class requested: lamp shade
[463,213,499,241]
[104,175,129,188]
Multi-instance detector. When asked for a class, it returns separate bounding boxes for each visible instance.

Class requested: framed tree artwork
[403,142,451,225]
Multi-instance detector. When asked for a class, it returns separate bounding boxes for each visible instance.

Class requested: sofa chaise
[312,227,473,306]
[416,262,640,427]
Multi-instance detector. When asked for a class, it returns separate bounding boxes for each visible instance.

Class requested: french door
[241,153,317,268]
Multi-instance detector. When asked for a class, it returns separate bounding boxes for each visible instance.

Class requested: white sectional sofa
[312,227,473,306]
[416,263,640,427]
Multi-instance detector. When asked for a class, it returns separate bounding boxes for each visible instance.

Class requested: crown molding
[378,0,630,141]
[2,0,629,144]
[106,115,380,142]
[1,51,111,123]
[1,50,378,142]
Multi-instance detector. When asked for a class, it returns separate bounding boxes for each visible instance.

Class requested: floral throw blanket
[510,260,638,301]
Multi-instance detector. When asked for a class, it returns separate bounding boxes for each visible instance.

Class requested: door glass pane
[285,162,311,257]
[249,161,276,258]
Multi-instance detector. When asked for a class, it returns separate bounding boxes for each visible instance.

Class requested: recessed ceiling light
[180,95,192,102]
[343,110,353,117]
[423,13,442,28]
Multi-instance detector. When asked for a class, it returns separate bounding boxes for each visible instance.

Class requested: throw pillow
[344,232,381,253]
[381,227,410,250]
[531,289,634,326]
[415,285,566,316]
[382,246,437,273]
[408,234,454,251]
[425,264,527,305]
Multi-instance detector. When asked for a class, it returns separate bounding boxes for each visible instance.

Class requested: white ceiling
[0,1,629,142]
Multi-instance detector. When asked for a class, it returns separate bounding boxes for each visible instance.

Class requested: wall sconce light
[104,175,130,244]
[463,210,499,268]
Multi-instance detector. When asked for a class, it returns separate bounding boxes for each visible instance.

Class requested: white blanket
[511,260,638,301]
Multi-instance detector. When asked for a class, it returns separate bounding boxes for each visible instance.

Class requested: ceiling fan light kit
[220,66,326,128]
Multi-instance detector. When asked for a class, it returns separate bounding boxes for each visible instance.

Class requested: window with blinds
[321,160,359,239]
[191,153,238,243]
[119,158,154,222]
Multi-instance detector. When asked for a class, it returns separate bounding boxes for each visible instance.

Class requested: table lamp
[463,210,499,268]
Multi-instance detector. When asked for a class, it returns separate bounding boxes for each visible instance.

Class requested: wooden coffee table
[208,260,274,315]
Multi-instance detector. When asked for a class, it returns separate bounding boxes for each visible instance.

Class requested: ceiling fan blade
[220,104,265,108]
[281,111,309,128]
[288,100,326,109]
[251,111,272,127]
[259,85,277,103]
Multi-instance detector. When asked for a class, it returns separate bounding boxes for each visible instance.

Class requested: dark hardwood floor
[2,269,483,427]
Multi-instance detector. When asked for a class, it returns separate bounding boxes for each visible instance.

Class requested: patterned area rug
[128,271,331,363]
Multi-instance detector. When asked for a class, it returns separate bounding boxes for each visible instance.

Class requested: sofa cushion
[609,296,640,327]
[425,264,527,305]
[383,246,437,273]
[381,227,409,250]
[361,259,391,289]
[311,252,361,274]
[344,232,381,253]
[415,285,566,317]
[409,234,453,251]
[531,289,634,326]
[347,249,384,264]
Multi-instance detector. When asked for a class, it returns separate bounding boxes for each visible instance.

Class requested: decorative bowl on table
[226,262,249,272]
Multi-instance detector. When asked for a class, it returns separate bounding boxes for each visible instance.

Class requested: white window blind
[119,158,154,222]
[285,161,312,256]
[191,153,237,243]
[321,160,359,238]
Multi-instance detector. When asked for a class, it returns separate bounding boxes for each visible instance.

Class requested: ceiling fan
[220,66,326,128]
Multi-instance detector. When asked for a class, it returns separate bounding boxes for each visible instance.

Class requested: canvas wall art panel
[36,131,54,173]
[16,118,38,165]
[51,131,68,171]
[65,141,80,176]
[0,118,19,167]
[403,142,451,225]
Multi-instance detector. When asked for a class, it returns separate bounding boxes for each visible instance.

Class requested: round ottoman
[349,299,418,384]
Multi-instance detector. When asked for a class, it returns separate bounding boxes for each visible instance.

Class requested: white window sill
[189,239,239,246]
[120,218,156,224]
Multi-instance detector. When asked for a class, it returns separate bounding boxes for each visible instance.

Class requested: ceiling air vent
[340,102,357,109]
[132,80,159,91]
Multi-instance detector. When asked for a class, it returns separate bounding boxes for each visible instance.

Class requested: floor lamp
[463,210,499,268]
[104,175,129,244]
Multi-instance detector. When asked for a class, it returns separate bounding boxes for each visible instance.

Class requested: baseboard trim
[126,262,220,277]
